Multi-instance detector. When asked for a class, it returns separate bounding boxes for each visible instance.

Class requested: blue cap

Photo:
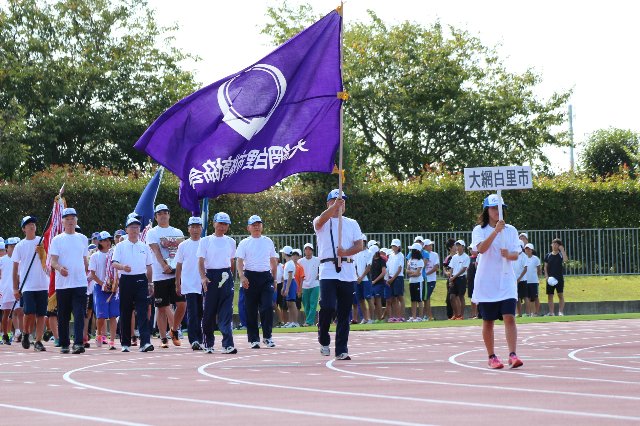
[327,189,347,201]
[91,232,100,239]
[188,216,203,226]
[154,204,169,213]
[88,244,97,250]
[21,216,37,228]
[98,231,113,241]
[214,212,231,224]
[126,217,142,227]
[62,208,77,218]
[114,229,126,237]
[483,193,507,209]
[247,215,263,225]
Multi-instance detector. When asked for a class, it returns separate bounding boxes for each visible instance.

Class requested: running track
[1,319,639,425]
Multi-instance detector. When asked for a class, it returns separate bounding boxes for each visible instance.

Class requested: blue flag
[134,167,164,227]
[134,10,343,212]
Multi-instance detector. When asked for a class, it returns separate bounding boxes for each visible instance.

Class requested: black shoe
[83,342,90,349]
[71,344,85,354]
[43,330,53,342]
[2,334,11,345]
[21,333,30,349]
[60,346,70,354]
[160,337,169,348]
[140,343,154,352]
[33,341,46,352]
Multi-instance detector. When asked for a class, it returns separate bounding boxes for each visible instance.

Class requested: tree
[0,0,199,177]
[580,128,639,178]
[262,3,571,180]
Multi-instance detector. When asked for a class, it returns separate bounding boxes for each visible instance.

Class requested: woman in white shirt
[470,194,523,370]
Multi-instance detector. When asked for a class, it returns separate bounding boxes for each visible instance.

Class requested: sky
[151,0,640,172]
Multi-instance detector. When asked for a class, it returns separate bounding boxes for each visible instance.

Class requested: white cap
[154,204,170,213]
[519,232,529,239]
[391,238,401,247]
[126,217,142,227]
[413,236,424,243]
[248,215,262,225]
[213,212,231,224]
[292,249,302,256]
[423,238,434,246]
[188,216,203,226]
[128,212,141,220]
[279,246,293,256]
[0,243,5,250]
[547,276,559,286]
[97,231,113,241]
[62,207,77,218]
[6,237,20,245]
[303,243,314,250]
[408,242,423,251]
[525,243,534,250]
[382,248,393,255]
[369,246,380,254]
[367,240,378,248]
[455,239,466,247]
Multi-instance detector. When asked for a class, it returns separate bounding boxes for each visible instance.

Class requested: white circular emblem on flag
[217,64,287,141]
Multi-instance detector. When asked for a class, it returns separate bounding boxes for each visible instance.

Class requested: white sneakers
[262,338,276,348]
[320,346,330,356]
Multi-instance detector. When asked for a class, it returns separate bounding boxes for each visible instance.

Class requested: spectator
[544,238,568,316]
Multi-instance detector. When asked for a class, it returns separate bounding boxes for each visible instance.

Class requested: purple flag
[135,10,343,212]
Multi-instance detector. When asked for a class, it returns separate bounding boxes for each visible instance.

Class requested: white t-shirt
[407,258,425,283]
[236,236,277,272]
[49,232,89,290]
[12,238,49,292]
[450,252,470,277]
[176,238,202,294]
[196,235,236,269]
[283,260,296,284]
[313,216,362,281]
[387,251,405,277]
[112,240,153,276]
[524,255,541,284]
[276,263,284,284]
[89,251,110,287]
[424,251,440,282]
[354,249,372,280]
[470,223,520,303]
[298,256,320,289]
[513,252,527,281]
[0,255,15,304]
[145,225,184,281]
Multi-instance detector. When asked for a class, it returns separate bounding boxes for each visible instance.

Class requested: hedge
[1,167,639,238]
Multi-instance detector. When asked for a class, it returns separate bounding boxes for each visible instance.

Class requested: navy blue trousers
[243,270,274,343]
[238,286,247,327]
[202,268,234,348]
[185,293,203,344]
[56,286,86,348]
[118,274,151,347]
[318,279,354,355]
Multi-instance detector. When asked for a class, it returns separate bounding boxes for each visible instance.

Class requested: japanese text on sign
[464,166,532,191]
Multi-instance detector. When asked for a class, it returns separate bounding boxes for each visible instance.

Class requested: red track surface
[1,319,639,425]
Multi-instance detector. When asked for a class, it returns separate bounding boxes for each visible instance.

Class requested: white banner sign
[464,166,533,191]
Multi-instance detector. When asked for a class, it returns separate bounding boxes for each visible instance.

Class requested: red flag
[43,186,66,297]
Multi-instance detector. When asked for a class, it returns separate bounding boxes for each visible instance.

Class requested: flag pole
[337,1,345,269]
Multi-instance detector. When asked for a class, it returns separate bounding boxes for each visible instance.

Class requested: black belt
[320,257,353,264]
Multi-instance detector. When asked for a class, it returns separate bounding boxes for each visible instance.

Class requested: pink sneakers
[509,354,523,369]
[488,356,504,369]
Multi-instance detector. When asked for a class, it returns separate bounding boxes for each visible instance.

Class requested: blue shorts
[478,298,517,321]
[352,282,359,305]
[94,288,120,319]
[357,280,373,300]
[285,280,297,302]
[22,290,48,316]
[372,282,390,299]
[422,281,436,301]
[391,276,404,297]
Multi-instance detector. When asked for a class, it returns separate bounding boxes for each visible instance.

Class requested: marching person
[146,204,185,348]
[315,189,363,360]
[299,242,321,327]
[112,216,154,352]
[176,217,205,351]
[236,215,278,349]
[1,238,23,345]
[88,231,120,350]
[49,208,90,354]
[198,212,237,354]
[470,194,523,369]
[12,217,50,351]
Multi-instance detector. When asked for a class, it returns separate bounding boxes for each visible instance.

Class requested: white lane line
[0,403,148,425]
[448,348,640,386]
[62,357,429,426]
[569,341,640,371]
